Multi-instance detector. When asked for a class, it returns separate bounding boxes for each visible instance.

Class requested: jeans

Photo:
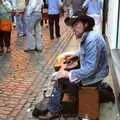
[48,80,102,113]
[48,80,77,113]
[48,14,60,39]
[25,12,42,49]
[16,15,26,34]
[48,82,62,113]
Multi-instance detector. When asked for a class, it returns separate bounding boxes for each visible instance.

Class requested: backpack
[98,82,115,103]
[32,90,50,118]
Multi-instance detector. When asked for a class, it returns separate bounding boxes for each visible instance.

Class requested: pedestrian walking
[82,0,103,32]
[0,0,12,53]
[24,0,43,52]
[14,0,26,37]
[48,0,63,40]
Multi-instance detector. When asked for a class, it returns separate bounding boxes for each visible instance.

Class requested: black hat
[64,11,95,28]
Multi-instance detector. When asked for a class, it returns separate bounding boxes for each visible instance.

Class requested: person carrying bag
[0,0,12,53]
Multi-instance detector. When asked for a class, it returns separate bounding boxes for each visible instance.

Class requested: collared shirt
[26,0,43,16]
[69,31,109,85]
[83,0,102,15]
[48,0,63,15]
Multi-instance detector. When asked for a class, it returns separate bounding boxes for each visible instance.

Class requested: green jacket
[0,1,12,20]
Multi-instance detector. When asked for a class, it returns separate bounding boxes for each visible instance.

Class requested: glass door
[116,1,120,48]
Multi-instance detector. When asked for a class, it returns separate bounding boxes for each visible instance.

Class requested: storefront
[116,1,120,48]
[104,0,120,115]
[105,0,120,49]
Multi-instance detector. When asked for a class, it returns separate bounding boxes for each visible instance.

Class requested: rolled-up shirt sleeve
[68,39,100,83]
[68,72,78,83]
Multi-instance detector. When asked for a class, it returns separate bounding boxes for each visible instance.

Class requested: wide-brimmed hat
[64,11,95,28]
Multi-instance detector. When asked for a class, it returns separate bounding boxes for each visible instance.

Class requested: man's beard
[76,32,83,39]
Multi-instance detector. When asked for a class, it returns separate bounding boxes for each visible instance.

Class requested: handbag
[0,19,12,31]
[98,82,115,103]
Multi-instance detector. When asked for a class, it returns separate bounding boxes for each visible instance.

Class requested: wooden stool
[78,87,99,120]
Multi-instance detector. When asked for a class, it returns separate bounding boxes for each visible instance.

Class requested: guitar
[54,54,79,71]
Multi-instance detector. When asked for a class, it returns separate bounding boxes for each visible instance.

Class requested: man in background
[48,0,63,40]
[24,0,43,52]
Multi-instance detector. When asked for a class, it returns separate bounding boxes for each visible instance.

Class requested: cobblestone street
[0,16,73,120]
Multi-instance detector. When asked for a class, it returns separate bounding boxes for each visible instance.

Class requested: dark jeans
[0,31,11,48]
[48,80,77,113]
[48,79,102,113]
[48,14,60,39]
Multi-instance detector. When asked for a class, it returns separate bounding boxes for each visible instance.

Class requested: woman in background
[0,0,12,53]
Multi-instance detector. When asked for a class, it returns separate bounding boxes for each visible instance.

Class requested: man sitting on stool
[39,11,109,120]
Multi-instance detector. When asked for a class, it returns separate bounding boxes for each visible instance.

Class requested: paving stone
[0,17,73,120]
[0,114,8,120]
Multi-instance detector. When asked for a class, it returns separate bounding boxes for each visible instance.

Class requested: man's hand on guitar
[54,55,79,71]
[63,55,79,71]
[55,70,69,80]
[63,55,75,62]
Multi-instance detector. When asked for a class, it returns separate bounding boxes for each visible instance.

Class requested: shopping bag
[0,19,12,31]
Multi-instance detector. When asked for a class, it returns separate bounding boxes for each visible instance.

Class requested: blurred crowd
[0,0,103,54]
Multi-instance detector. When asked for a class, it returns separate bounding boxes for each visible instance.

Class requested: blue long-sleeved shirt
[83,0,102,15]
[48,0,62,15]
[69,31,109,85]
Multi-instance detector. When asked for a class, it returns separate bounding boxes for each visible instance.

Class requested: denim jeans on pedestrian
[25,12,42,50]
[16,14,26,35]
